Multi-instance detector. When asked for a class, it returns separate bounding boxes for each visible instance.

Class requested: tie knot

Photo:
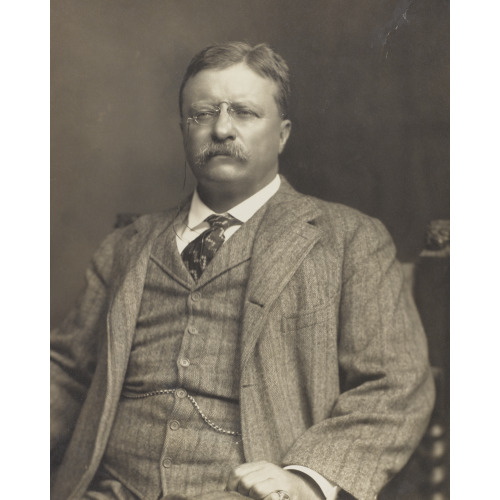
[205,213,241,230]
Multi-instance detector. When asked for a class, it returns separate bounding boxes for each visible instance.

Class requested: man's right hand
[192,492,249,499]
[161,492,248,500]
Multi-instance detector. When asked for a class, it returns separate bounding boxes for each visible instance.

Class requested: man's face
[181,62,291,201]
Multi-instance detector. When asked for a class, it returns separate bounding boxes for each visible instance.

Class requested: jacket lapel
[106,211,180,384]
[91,211,177,465]
[67,210,179,499]
[240,179,323,372]
[150,202,193,288]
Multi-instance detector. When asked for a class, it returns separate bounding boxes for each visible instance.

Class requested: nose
[212,103,236,141]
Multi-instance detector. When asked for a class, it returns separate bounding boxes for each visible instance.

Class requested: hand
[162,492,247,500]
[226,461,323,500]
[189,492,249,499]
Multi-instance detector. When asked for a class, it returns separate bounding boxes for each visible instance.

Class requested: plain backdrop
[51,0,449,327]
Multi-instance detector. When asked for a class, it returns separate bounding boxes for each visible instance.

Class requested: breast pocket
[281,305,331,332]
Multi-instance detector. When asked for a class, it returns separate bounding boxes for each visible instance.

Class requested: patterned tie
[181,214,242,281]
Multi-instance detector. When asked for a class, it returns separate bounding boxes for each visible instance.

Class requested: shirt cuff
[284,465,339,500]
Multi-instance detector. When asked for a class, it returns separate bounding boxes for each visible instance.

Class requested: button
[175,388,187,398]
[431,441,447,459]
[169,420,180,431]
[179,358,190,367]
[162,457,172,468]
[430,465,446,484]
[191,292,201,302]
[188,326,198,335]
[429,424,445,438]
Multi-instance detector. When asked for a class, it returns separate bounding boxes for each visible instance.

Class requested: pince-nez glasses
[187,101,260,126]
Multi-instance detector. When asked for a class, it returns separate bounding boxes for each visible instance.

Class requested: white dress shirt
[175,175,281,253]
[175,174,339,500]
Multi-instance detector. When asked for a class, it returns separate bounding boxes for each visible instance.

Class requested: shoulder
[276,178,393,252]
[279,176,385,235]
[109,205,180,242]
[89,206,179,273]
[298,192,391,246]
[123,209,177,235]
[296,195,399,284]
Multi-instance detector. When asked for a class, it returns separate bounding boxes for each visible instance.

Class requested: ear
[278,119,292,154]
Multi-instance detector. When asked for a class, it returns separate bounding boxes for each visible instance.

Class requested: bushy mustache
[192,141,250,168]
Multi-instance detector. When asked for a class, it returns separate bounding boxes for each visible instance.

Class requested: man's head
[179,42,292,211]
[179,42,291,120]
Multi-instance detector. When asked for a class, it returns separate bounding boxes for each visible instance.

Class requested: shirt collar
[187,175,281,229]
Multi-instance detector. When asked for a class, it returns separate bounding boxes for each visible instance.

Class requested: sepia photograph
[50,1,450,499]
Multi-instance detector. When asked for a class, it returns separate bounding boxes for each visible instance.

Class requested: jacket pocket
[281,305,330,331]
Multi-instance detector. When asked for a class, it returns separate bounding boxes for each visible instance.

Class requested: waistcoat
[92,205,268,500]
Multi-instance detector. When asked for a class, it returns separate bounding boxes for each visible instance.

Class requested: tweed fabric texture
[181,214,242,281]
[51,178,435,500]
[94,214,263,498]
[89,395,244,499]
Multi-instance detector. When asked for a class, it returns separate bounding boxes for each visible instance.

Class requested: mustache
[192,141,250,168]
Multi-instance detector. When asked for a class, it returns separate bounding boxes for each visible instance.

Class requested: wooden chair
[380,220,450,500]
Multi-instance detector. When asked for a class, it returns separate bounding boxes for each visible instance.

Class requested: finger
[235,470,273,497]
[191,492,248,499]
[263,493,284,500]
[246,478,285,500]
[232,461,271,477]
[227,461,272,491]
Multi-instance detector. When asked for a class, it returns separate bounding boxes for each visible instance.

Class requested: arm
[281,216,435,500]
[50,228,123,470]
[284,466,339,499]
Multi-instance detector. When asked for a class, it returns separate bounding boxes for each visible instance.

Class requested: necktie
[181,214,242,281]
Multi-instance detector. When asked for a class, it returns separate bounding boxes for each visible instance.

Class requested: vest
[89,205,268,500]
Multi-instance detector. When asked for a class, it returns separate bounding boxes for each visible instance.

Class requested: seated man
[51,41,435,500]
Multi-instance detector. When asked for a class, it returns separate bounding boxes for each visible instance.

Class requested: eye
[195,109,218,123]
[231,108,258,120]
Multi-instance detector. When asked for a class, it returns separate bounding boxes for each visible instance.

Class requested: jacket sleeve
[50,228,124,470]
[282,216,436,500]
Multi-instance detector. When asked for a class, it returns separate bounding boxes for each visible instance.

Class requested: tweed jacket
[50,179,435,500]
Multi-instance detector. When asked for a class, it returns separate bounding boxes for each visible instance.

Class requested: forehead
[182,62,280,111]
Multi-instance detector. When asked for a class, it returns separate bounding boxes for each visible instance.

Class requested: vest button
[191,292,201,302]
[169,420,180,431]
[188,326,198,335]
[175,388,187,398]
[162,457,172,468]
[179,358,190,367]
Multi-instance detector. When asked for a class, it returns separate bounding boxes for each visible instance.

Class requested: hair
[179,41,291,119]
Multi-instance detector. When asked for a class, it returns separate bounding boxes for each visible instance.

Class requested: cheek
[184,129,209,155]
[247,127,281,156]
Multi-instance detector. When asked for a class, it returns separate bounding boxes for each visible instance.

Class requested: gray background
[51,0,449,327]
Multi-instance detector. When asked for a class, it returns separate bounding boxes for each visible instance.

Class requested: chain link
[122,389,242,436]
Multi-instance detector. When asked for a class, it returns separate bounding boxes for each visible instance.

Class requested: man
[51,42,435,500]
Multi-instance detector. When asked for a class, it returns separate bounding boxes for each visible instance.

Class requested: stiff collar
[186,175,281,229]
